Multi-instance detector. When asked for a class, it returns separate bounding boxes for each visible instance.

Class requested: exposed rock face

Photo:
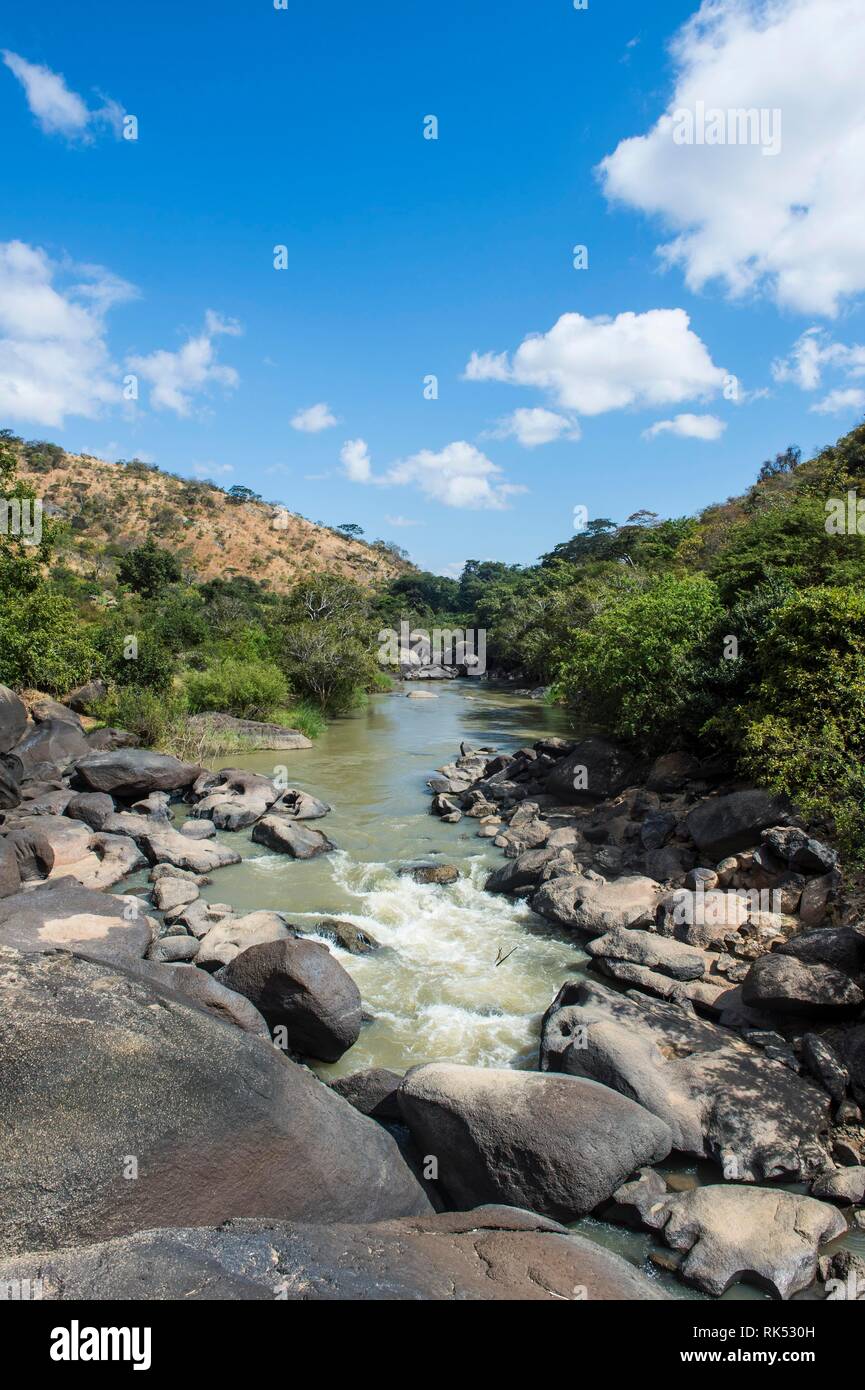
[0,879,154,966]
[251,816,335,858]
[330,1068,404,1120]
[0,839,21,898]
[0,1207,669,1301]
[777,925,865,975]
[397,1063,673,1221]
[29,698,84,731]
[541,979,830,1182]
[0,946,430,1258]
[404,863,460,885]
[218,938,362,1062]
[0,685,29,753]
[303,918,380,955]
[65,679,108,713]
[544,737,640,805]
[191,768,280,830]
[742,953,864,1016]
[685,790,796,860]
[532,873,661,936]
[811,1166,865,1204]
[646,752,701,793]
[586,925,707,982]
[74,750,201,798]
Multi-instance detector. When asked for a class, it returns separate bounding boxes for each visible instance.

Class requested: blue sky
[3,0,865,574]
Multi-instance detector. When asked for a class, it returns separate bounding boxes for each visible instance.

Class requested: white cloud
[597,0,865,316]
[385,515,422,527]
[128,311,241,416]
[291,401,338,433]
[643,412,726,440]
[465,309,726,414]
[493,407,581,448]
[0,240,135,427]
[341,438,524,510]
[2,50,123,140]
[772,328,865,391]
[810,388,865,415]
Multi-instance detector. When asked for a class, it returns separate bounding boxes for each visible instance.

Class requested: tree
[336,522,364,537]
[117,539,182,599]
[227,485,261,504]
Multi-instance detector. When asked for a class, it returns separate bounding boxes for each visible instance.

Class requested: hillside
[15,440,413,594]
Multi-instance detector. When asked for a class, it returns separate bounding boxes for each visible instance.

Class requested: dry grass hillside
[17,442,413,593]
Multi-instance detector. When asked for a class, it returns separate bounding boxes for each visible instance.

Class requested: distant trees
[117,538,182,599]
[336,522,364,537]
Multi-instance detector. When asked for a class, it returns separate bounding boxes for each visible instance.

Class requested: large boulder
[0,879,155,967]
[0,838,22,898]
[64,792,116,831]
[776,925,865,976]
[685,789,795,860]
[218,938,362,1062]
[195,911,293,970]
[3,815,146,890]
[543,736,639,805]
[29,698,84,731]
[191,768,280,830]
[186,713,312,750]
[73,749,200,798]
[0,759,20,810]
[330,1068,404,1121]
[123,959,272,1039]
[0,685,28,753]
[586,925,708,982]
[0,1207,668,1301]
[270,788,331,821]
[486,846,558,894]
[398,1063,673,1221]
[84,727,140,752]
[742,954,864,1016]
[251,816,335,858]
[5,719,89,778]
[65,679,107,714]
[541,978,831,1182]
[0,946,431,1258]
[102,812,241,874]
[532,873,661,936]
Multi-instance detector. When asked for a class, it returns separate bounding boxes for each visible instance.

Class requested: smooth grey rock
[191,768,279,830]
[0,878,154,966]
[532,873,660,936]
[196,911,292,969]
[587,925,707,981]
[685,790,795,860]
[74,749,200,798]
[251,816,335,858]
[330,1068,404,1121]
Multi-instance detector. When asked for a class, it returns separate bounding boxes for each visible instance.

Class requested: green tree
[117,538,182,599]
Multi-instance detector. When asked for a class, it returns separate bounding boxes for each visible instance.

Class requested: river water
[202,680,585,1079]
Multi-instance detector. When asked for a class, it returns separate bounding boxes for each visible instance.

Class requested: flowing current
[197,680,586,1079]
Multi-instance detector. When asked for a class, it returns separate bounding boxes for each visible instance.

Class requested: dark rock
[29,698,84,731]
[403,863,459,885]
[0,946,429,1257]
[0,685,28,754]
[0,838,21,898]
[685,790,796,860]
[742,954,864,1016]
[801,1034,849,1105]
[0,878,154,966]
[65,679,108,714]
[640,810,677,852]
[126,959,271,1038]
[776,925,865,976]
[486,847,558,894]
[218,937,362,1062]
[64,792,116,831]
[0,1206,668,1301]
[6,719,89,778]
[544,737,639,805]
[330,1068,404,1121]
[304,918,380,955]
[251,816,335,858]
[74,749,200,798]
[811,1166,865,1205]
[646,752,701,793]
[398,1063,673,1222]
[84,727,140,752]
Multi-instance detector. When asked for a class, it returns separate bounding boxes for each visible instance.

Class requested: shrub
[0,590,98,693]
[184,658,288,719]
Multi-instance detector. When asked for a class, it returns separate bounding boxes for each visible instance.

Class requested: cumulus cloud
[643,412,726,440]
[0,239,135,427]
[2,50,124,140]
[340,438,524,510]
[810,388,865,415]
[597,0,865,316]
[127,311,241,416]
[465,309,726,415]
[291,401,338,433]
[492,407,581,448]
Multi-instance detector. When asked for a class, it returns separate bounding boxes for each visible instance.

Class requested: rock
[304,918,380,955]
[29,698,84,731]
[251,816,335,858]
[0,878,154,966]
[763,826,839,875]
[498,817,551,858]
[64,792,115,831]
[151,878,200,913]
[586,926,707,981]
[218,938,362,1062]
[801,1034,849,1105]
[844,1026,865,1106]
[196,911,292,970]
[0,839,21,898]
[811,1166,865,1205]
[541,978,831,1182]
[65,679,107,713]
[742,954,864,1016]
[532,873,661,937]
[685,790,796,861]
[6,719,89,778]
[102,813,241,874]
[84,727,140,752]
[486,847,559,894]
[186,713,312,750]
[0,1206,668,1301]
[330,1068,404,1121]
[270,789,331,821]
[640,810,677,852]
[0,685,28,753]
[179,819,216,839]
[646,752,701,793]
[799,872,840,928]
[0,759,20,810]
[640,1185,847,1299]
[544,737,639,805]
[146,934,200,963]
[191,768,280,830]
[74,750,200,798]
[149,862,210,886]
[0,946,430,1257]
[403,864,459,886]
[127,959,271,1038]
[397,1064,672,1222]
[776,925,865,976]
[130,790,172,820]
[407,690,438,699]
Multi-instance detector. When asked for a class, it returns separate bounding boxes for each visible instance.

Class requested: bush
[94,624,176,693]
[184,658,288,719]
[0,590,98,693]
[554,574,724,750]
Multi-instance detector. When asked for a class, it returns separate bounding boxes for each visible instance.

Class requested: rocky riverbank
[0,682,862,1301]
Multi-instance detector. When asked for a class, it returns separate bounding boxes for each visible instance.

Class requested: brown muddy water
[151,680,859,1302]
